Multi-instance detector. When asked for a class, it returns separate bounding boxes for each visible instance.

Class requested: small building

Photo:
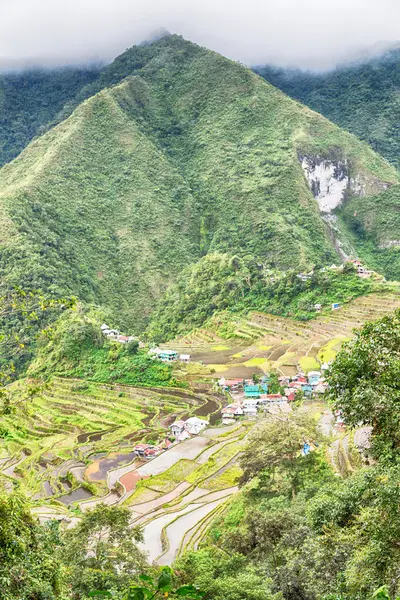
[301,384,313,396]
[222,405,244,419]
[289,381,302,389]
[101,323,110,332]
[222,416,236,425]
[332,303,340,310]
[244,384,268,398]
[157,350,179,362]
[185,417,207,435]
[176,430,191,442]
[314,304,322,312]
[308,371,321,386]
[143,447,160,458]
[170,420,185,437]
[264,393,286,404]
[321,362,330,372]
[219,378,244,392]
[243,406,258,418]
[314,383,328,394]
[285,391,296,402]
[243,398,258,409]
[179,354,191,363]
[134,443,151,456]
[159,438,174,451]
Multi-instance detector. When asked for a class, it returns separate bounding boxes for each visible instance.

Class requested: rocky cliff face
[301,156,349,213]
[300,155,391,214]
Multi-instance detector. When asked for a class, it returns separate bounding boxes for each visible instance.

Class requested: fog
[0,0,399,71]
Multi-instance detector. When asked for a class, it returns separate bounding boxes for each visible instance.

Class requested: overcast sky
[0,0,399,71]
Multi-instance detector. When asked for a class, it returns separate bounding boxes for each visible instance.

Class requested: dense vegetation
[171,310,400,599]
[147,253,382,340]
[340,184,400,281]
[28,306,184,387]
[256,48,400,169]
[0,35,397,333]
[0,67,99,166]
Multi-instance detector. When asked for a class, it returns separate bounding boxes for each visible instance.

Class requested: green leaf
[175,585,200,596]
[126,588,145,600]
[139,575,153,583]
[373,587,391,599]
[158,567,173,590]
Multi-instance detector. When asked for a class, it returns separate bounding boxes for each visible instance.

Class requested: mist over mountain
[256,47,400,169]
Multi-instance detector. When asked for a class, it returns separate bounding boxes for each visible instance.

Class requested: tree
[175,548,282,600]
[89,567,205,599]
[326,310,400,460]
[0,287,75,410]
[239,411,322,497]
[0,489,64,599]
[62,504,146,598]
[307,464,400,598]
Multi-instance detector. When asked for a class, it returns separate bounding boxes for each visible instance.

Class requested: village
[217,368,329,424]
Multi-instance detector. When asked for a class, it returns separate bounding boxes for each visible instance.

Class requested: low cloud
[0,0,399,71]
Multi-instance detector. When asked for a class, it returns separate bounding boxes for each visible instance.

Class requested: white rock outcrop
[301,157,349,213]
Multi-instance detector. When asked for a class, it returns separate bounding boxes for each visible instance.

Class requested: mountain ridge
[0,35,398,333]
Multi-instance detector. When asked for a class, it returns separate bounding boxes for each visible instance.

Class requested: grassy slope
[0,67,99,166]
[0,79,199,330]
[0,35,398,332]
[256,48,400,169]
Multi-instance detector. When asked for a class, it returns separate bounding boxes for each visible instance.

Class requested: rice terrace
[1,290,400,565]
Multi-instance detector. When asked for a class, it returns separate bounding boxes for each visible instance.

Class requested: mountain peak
[140,28,172,46]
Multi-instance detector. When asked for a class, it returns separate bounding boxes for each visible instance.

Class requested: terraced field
[29,422,247,565]
[0,377,224,501]
[2,291,398,567]
[129,424,247,565]
[163,292,400,376]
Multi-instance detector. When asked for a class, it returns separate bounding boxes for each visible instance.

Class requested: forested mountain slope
[256,48,400,169]
[0,35,398,331]
[0,67,99,166]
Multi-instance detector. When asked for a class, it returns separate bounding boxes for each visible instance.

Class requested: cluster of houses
[100,324,139,344]
[148,348,191,363]
[169,416,208,441]
[218,370,329,425]
[347,259,373,279]
[133,417,208,459]
[298,259,373,284]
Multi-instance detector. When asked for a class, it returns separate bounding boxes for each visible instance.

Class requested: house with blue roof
[244,384,268,398]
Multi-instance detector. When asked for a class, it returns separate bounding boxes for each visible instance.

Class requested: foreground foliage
[327,309,400,459]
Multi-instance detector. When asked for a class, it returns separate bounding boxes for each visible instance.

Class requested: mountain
[0,67,99,166]
[255,48,400,169]
[0,35,398,333]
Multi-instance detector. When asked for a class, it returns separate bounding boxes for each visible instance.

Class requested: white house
[185,417,207,435]
[314,383,328,394]
[179,354,191,363]
[170,420,186,437]
[243,398,258,409]
[243,406,258,418]
[222,405,244,419]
